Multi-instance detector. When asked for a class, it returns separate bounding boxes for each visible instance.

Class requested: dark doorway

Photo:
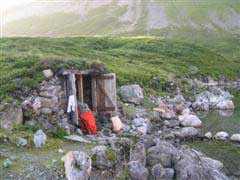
[82,75,92,109]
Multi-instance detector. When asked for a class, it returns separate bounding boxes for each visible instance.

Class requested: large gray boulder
[178,114,202,128]
[120,85,144,105]
[174,146,228,180]
[63,151,92,180]
[91,146,118,170]
[0,104,23,130]
[193,88,234,110]
[147,141,178,168]
[128,161,148,180]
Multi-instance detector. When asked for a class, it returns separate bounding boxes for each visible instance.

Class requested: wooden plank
[96,73,117,113]
[76,75,84,103]
[68,73,79,125]
[91,76,97,112]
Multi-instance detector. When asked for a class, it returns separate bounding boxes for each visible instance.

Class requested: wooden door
[94,73,117,113]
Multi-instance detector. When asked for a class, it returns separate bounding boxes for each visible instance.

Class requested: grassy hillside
[4,0,240,36]
[0,36,239,102]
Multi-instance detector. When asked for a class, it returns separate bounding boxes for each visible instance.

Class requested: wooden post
[91,76,97,112]
[68,73,79,125]
[77,75,84,103]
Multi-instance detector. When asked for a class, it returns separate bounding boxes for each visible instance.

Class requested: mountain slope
[3,0,240,36]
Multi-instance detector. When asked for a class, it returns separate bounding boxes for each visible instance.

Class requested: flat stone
[214,131,229,140]
[64,135,91,143]
[230,134,240,142]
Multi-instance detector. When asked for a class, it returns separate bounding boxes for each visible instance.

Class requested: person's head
[78,102,89,112]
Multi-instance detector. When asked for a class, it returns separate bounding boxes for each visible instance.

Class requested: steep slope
[3,0,240,36]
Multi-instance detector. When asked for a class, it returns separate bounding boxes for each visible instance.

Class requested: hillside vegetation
[4,0,240,36]
[0,36,239,101]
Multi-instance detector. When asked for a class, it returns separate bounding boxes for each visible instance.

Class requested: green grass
[0,36,239,102]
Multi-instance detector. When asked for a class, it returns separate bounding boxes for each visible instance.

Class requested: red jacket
[79,110,97,134]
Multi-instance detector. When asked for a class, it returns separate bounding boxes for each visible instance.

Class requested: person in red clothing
[78,103,97,135]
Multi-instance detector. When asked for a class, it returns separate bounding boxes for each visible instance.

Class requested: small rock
[128,161,148,180]
[16,136,28,147]
[214,131,229,140]
[204,132,213,139]
[133,118,145,127]
[34,129,47,148]
[3,159,12,168]
[40,108,52,115]
[137,124,148,135]
[181,127,199,138]
[151,163,165,179]
[164,168,174,180]
[230,134,240,142]
[58,149,64,153]
[42,69,53,78]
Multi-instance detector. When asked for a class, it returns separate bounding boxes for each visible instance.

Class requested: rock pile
[193,87,235,111]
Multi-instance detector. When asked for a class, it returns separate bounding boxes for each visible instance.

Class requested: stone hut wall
[21,71,74,134]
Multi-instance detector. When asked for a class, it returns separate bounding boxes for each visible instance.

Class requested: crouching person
[78,103,97,135]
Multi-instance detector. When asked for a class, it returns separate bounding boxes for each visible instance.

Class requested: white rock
[42,69,53,78]
[204,132,213,139]
[178,114,202,127]
[214,132,229,140]
[181,127,199,137]
[230,134,240,142]
[216,100,235,109]
[58,149,64,153]
[33,129,47,148]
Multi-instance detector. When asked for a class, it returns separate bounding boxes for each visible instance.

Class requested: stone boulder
[120,85,144,105]
[33,129,47,148]
[230,134,240,142]
[62,151,92,180]
[193,88,234,111]
[178,114,202,128]
[180,127,199,138]
[147,141,178,168]
[0,104,23,130]
[214,132,229,140]
[128,161,148,180]
[130,142,146,166]
[91,146,118,170]
[174,146,228,180]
